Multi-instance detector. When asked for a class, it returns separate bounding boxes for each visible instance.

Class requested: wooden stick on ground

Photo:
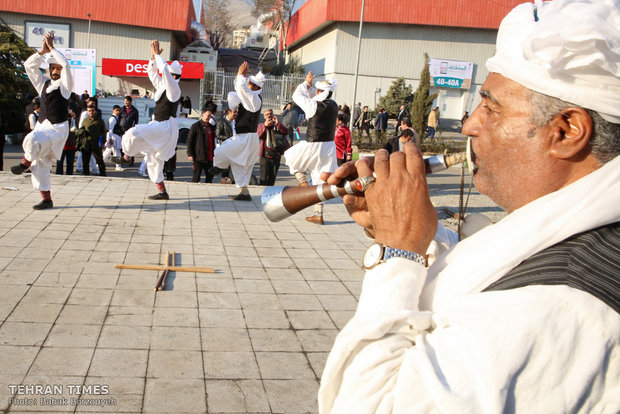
[115,264,215,273]
[154,252,171,291]
[158,251,175,291]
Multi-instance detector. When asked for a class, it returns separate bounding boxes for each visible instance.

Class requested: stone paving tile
[249,329,302,352]
[8,303,63,323]
[205,379,270,413]
[16,374,85,412]
[295,329,339,352]
[0,374,28,412]
[287,311,336,330]
[238,293,282,310]
[0,345,39,375]
[44,324,102,348]
[202,328,252,352]
[143,378,206,413]
[203,351,260,379]
[152,307,198,327]
[89,349,148,378]
[244,309,289,329]
[147,350,204,379]
[200,308,246,328]
[56,305,108,325]
[29,347,94,376]
[263,379,320,414]
[151,326,201,350]
[67,288,114,307]
[98,325,151,349]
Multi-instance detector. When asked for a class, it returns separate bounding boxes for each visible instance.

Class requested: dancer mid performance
[12,32,73,210]
[283,71,339,224]
[113,40,182,200]
[209,62,264,201]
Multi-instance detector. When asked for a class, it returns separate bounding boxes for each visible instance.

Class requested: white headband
[486,0,620,124]
[315,79,338,92]
[168,60,183,76]
[249,71,266,88]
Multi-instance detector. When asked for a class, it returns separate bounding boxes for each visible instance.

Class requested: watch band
[384,246,426,267]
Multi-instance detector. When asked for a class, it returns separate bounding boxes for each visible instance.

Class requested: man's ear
[547,107,593,160]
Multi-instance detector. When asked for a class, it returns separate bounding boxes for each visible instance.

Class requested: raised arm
[292,72,318,119]
[234,62,261,112]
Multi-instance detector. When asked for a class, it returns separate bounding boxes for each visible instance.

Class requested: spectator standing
[28,101,41,131]
[81,90,89,101]
[103,105,124,171]
[257,108,289,186]
[55,106,78,175]
[358,105,372,144]
[77,97,101,174]
[384,128,417,154]
[120,96,139,132]
[352,102,361,130]
[187,102,217,183]
[215,107,236,182]
[395,104,407,133]
[76,105,106,176]
[182,96,192,115]
[427,106,439,139]
[334,113,352,166]
[374,107,389,146]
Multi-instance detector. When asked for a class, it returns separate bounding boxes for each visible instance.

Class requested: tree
[202,0,233,49]
[269,55,304,76]
[0,22,36,133]
[411,53,438,139]
[253,0,297,58]
[377,77,413,117]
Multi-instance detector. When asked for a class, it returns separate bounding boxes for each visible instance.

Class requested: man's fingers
[326,160,358,185]
[403,142,426,176]
[373,149,390,180]
[389,151,407,178]
[355,157,374,180]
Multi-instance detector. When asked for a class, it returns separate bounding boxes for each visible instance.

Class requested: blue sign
[433,77,463,88]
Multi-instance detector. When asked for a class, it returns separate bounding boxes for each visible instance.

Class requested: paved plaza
[0,168,503,413]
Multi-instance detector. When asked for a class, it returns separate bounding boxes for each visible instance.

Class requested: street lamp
[87,13,91,49]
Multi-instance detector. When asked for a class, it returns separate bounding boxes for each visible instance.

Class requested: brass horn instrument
[261,152,466,222]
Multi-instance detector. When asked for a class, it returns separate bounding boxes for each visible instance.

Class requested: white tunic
[319,156,620,413]
[284,81,337,185]
[122,54,180,184]
[22,49,72,191]
[212,75,261,188]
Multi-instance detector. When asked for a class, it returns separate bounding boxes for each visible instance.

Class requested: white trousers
[22,119,68,191]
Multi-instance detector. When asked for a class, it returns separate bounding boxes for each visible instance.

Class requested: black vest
[153,93,180,122]
[484,222,620,314]
[235,97,262,134]
[112,114,123,136]
[306,99,338,142]
[39,80,69,125]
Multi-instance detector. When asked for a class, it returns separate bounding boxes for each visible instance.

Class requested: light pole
[87,13,92,49]
[349,0,366,133]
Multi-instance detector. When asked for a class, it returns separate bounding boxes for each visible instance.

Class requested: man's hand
[188,156,194,161]
[238,61,249,77]
[305,71,315,88]
[39,32,53,55]
[150,40,163,60]
[367,144,437,254]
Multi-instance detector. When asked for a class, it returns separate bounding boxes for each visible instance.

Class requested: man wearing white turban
[12,32,73,210]
[319,0,620,412]
[283,71,339,224]
[209,61,263,201]
[113,40,182,200]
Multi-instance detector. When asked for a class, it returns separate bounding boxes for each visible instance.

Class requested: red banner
[102,58,204,79]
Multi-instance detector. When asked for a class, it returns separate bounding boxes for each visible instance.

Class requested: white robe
[212,75,261,188]
[319,156,620,413]
[122,55,180,184]
[22,49,72,191]
[284,81,337,185]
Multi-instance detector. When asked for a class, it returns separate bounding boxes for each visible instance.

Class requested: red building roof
[0,0,195,33]
[286,0,525,47]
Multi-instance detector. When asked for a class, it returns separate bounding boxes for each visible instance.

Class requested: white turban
[314,79,338,102]
[168,60,183,76]
[249,71,266,88]
[315,79,337,92]
[486,0,620,123]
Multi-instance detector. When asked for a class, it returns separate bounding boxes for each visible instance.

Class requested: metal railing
[200,71,305,112]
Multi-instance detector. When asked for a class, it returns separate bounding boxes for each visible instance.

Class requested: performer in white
[209,61,264,201]
[12,32,73,210]
[283,72,338,224]
[113,40,182,200]
[103,105,124,171]
[319,0,620,412]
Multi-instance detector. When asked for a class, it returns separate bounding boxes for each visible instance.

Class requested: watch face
[363,243,383,269]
